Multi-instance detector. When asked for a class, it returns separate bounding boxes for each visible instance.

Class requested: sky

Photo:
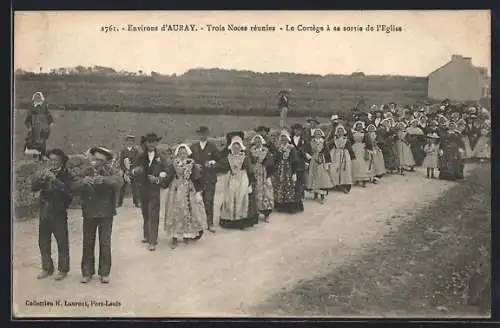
[14,10,490,77]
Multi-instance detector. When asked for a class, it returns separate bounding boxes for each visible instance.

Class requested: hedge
[13,124,328,220]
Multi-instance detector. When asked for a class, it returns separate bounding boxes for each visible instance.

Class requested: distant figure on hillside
[278,90,290,129]
[24,91,54,160]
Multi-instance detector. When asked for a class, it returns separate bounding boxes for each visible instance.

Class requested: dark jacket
[134,150,171,196]
[119,146,140,173]
[190,141,221,183]
[290,135,311,173]
[72,164,123,219]
[31,167,74,220]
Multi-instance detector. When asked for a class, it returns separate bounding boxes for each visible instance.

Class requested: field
[13,109,316,157]
[14,70,429,117]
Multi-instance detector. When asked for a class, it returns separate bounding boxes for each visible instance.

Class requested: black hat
[254,126,270,134]
[291,123,303,130]
[307,117,320,125]
[46,148,69,163]
[196,126,210,134]
[143,133,162,142]
[89,146,114,160]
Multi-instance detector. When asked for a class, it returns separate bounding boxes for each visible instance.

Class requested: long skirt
[273,162,304,214]
[439,147,464,181]
[219,171,256,229]
[253,163,274,218]
[306,160,334,193]
[461,136,473,159]
[408,137,425,166]
[395,140,416,168]
[329,148,353,186]
[164,178,208,239]
[351,143,371,182]
[381,143,397,171]
[371,148,386,176]
[471,137,490,159]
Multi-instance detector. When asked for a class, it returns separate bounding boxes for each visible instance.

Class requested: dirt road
[12,165,478,317]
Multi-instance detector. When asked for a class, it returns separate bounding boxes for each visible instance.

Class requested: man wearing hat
[190,126,221,233]
[117,135,140,208]
[72,146,123,283]
[290,123,311,200]
[278,90,290,128]
[133,133,170,251]
[31,148,74,281]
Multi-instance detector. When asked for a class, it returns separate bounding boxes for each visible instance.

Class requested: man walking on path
[30,148,74,281]
[117,135,140,208]
[72,146,123,284]
[190,126,221,233]
[133,133,170,250]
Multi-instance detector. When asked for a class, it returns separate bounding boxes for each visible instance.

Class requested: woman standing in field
[273,130,304,213]
[163,144,207,249]
[215,135,258,229]
[24,91,54,160]
[326,124,353,194]
[248,134,276,223]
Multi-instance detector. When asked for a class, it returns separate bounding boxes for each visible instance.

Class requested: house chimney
[463,57,472,64]
[451,54,462,61]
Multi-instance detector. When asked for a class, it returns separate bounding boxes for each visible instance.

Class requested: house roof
[428,55,489,78]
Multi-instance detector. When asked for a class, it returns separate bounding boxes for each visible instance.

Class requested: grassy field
[254,164,491,317]
[14,71,429,117]
[14,109,319,157]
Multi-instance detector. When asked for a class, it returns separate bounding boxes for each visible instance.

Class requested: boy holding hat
[133,133,171,250]
[31,148,74,281]
[190,126,221,233]
[72,146,123,284]
[117,135,140,208]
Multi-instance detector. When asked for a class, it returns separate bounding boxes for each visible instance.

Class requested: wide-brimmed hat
[143,133,162,142]
[46,148,69,163]
[254,126,270,134]
[196,126,210,134]
[89,146,114,160]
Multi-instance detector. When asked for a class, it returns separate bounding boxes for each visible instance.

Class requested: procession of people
[27,91,491,284]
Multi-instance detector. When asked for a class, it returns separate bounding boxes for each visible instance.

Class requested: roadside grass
[253,164,491,317]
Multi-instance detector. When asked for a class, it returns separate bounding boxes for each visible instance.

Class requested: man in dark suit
[31,148,74,281]
[290,123,311,201]
[133,133,170,251]
[117,135,140,207]
[72,146,123,284]
[190,126,221,233]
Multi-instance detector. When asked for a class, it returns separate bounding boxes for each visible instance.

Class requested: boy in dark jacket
[72,146,123,284]
[31,148,74,281]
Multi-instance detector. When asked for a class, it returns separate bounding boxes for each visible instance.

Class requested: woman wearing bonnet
[215,134,258,230]
[248,134,276,223]
[163,144,207,249]
[273,130,304,213]
[24,91,54,160]
[306,128,334,203]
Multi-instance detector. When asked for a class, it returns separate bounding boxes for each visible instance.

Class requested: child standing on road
[422,133,441,179]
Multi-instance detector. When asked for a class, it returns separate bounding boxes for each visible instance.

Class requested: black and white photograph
[12,10,491,318]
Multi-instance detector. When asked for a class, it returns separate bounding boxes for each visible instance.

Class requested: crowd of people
[26,91,491,285]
